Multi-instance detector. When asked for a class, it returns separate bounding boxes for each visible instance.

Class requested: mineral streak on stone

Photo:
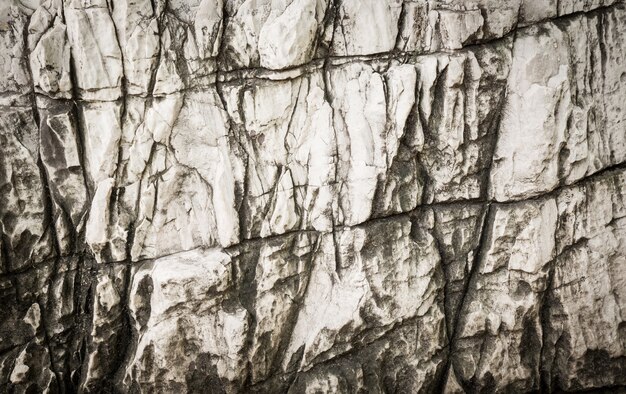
[1,0,625,392]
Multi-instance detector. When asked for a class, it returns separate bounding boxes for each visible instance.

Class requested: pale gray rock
[223,0,330,70]
[490,23,570,201]
[0,2,32,106]
[110,0,160,95]
[1,1,626,393]
[490,7,626,201]
[36,97,88,255]
[122,248,248,392]
[29,19,72,98]
[329,61,419,224]
[543,168,626,391]
[415,39,511,203]
[451,198,558,392]
[81,263,127,392]
[332,0,403,56]
[0,108,54,272]
[396,0,516,53]
[282,216,444,373]
[64,0,123,101]
[233,232,319,385]
[222,70,335,236]
[431,203,487,334]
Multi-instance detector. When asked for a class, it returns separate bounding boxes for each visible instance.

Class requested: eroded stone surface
[490,8,626,201]
[1,1,625,393]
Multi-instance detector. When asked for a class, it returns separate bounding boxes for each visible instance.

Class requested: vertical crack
[322,0,341,227]
[0,236,11,274]
[108,261,134,391]
[539,256,557,392]
[434,203,494,392]
[37,297,63,393]
[539,209,561,393]
[147,0,166,96]
[393,1,407,52]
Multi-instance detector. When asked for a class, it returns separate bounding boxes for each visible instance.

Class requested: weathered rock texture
[1,0,626,392]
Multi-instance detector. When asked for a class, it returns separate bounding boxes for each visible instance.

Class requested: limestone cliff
[1,0,625,392]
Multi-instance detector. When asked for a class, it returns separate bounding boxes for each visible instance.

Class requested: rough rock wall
[1,0,626,392]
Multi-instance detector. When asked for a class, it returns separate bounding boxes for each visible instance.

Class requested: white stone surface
[0,1,625,393]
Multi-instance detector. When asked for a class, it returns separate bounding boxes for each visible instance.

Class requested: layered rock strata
[1,0,626,392]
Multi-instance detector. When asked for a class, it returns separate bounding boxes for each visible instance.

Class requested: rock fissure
[1,0,625,392]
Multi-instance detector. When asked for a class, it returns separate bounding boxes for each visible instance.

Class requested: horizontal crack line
[18,2,624,103]
[3,159,622,274]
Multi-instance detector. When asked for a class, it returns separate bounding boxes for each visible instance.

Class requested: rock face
[1,0,626,392]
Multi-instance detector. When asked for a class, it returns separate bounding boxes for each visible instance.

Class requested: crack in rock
[0,1,625,392]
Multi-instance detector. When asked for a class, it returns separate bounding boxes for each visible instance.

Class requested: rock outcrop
[1,0,625,392]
